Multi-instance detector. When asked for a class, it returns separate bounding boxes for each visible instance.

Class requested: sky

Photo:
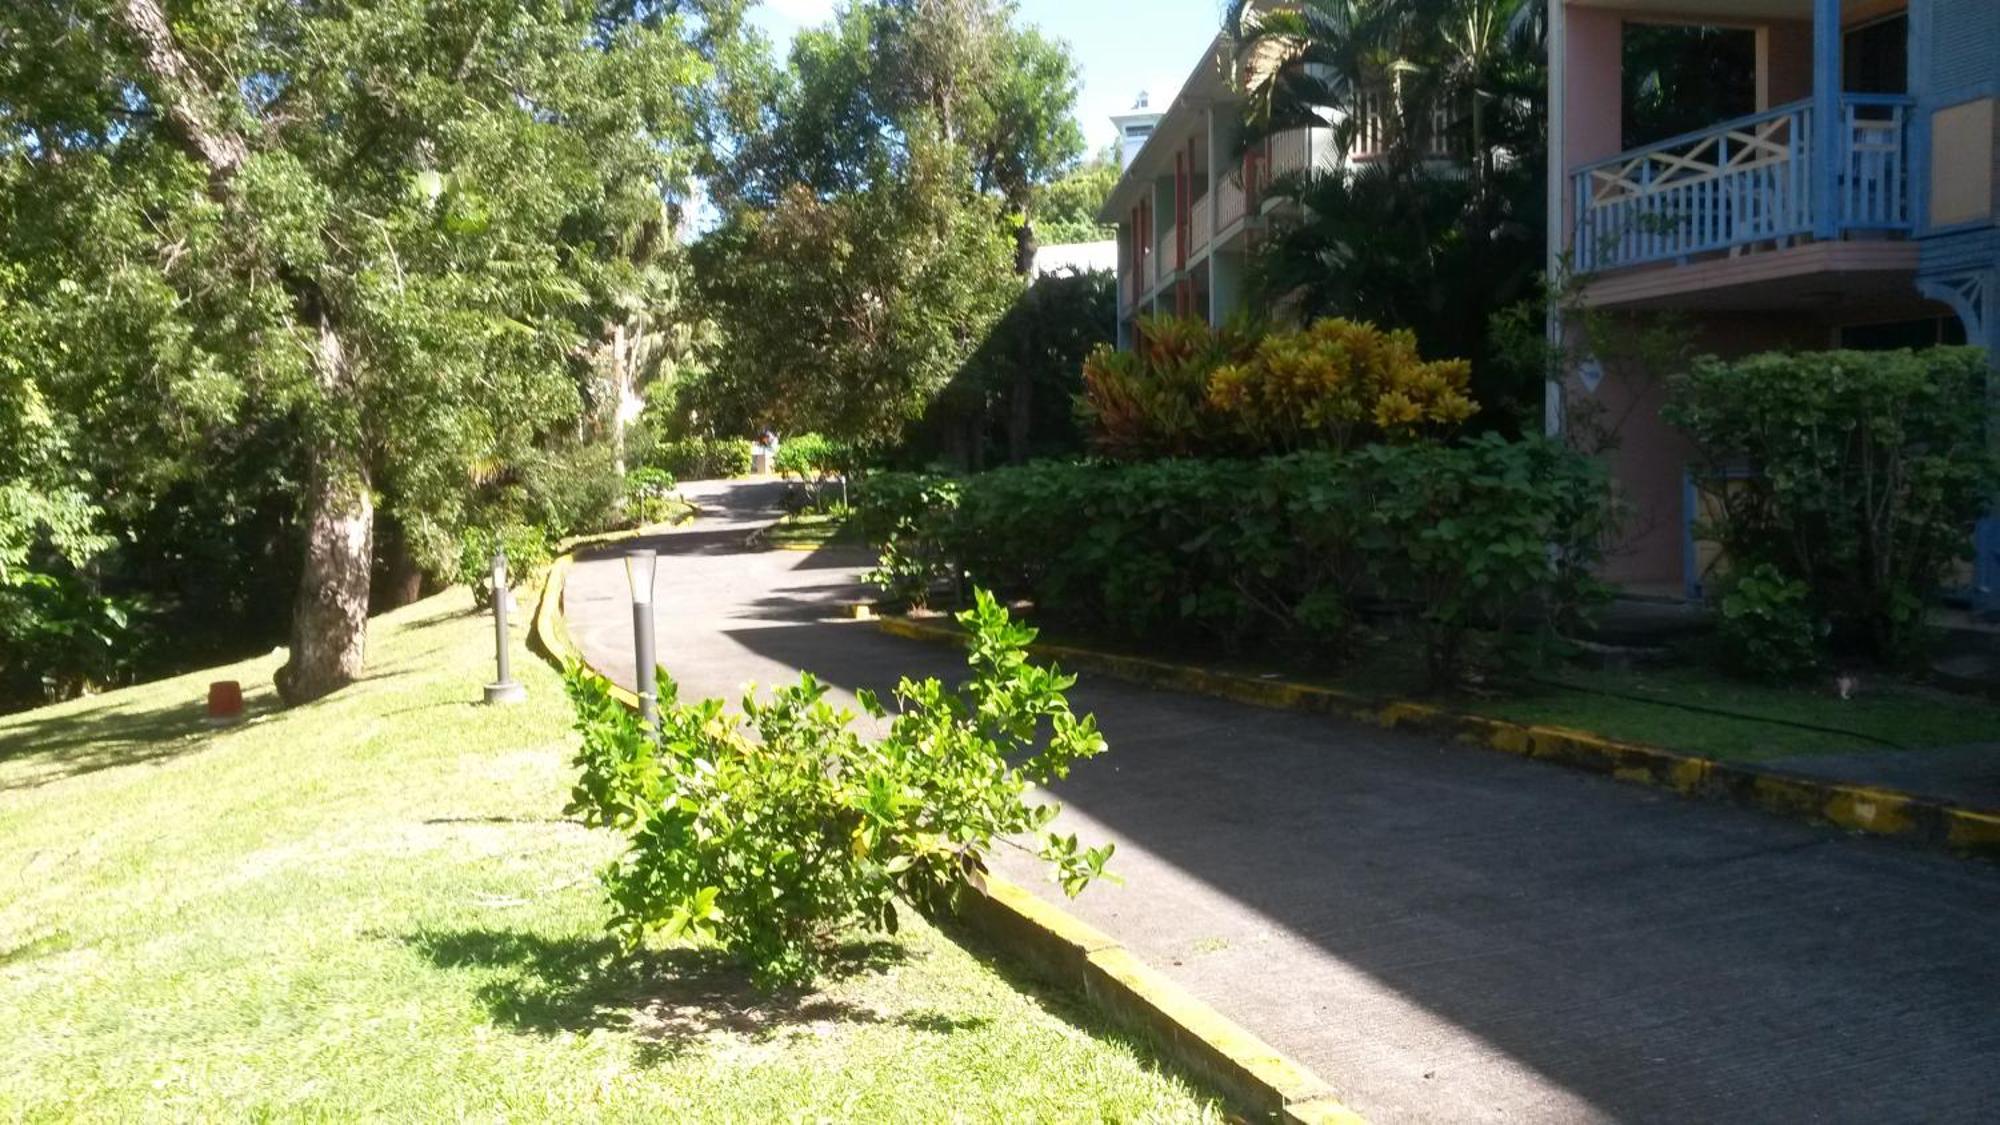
[748,0,1228,155]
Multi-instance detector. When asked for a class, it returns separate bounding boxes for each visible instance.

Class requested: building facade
[1549,0,1998,604]
[1098,46,1355,350]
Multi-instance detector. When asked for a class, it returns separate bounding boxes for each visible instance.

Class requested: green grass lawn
[983,614,2000,766]
[759,509,862,550]
[1474,664,2000,763]
[0,590,1216,1121]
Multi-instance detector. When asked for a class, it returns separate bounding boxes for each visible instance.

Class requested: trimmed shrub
[626,466,680,525]
[1666,347,1997,664]
[855,437,1613,683]
[649,436,753,481]
[458,523,554,609]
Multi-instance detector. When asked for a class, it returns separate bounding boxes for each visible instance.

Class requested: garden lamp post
[483,547,527,705]
[626,548,660,728]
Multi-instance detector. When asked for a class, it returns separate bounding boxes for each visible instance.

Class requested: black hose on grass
[1516,674,1908,751]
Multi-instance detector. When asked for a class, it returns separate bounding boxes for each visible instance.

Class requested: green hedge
[647,436,753,481]
[855,436,1612,683]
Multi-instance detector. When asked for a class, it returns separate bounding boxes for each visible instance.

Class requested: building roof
[1030,240,1118,278]
[1096,33,1237,225]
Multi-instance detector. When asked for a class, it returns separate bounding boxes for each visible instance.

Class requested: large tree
[720,0,1081,266]
[691,137,1017,449]
[0,0,743,702]
[696,0,1085,459]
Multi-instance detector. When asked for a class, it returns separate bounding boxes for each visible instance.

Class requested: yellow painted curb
[875,614,2000,861]
[530,546,1366,1121]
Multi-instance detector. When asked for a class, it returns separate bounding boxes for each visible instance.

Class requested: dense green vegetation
[0,0,768,709]
[565,592,1113,987]
[858,437,1611,686]
[683,0,1113,467]
[0,589,1215,1120]
[1226,0,1550,425]
[1668,349,1998,671]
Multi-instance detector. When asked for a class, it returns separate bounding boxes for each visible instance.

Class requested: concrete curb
[875,615,2000,861]
[528,544,1365,1122]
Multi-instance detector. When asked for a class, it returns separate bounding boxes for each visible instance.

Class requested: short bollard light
[483,547,527,705]
[626,548,660,729]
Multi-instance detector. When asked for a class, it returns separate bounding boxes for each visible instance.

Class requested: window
[1622,23,1757,150]
[1843,14,1908,96]
[1838,315,1967,350]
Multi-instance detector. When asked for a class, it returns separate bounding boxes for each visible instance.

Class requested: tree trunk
[115,0,375,704]
[278,314,373,705]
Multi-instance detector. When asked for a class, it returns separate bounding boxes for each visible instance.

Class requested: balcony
[1157,221,1178,282]
[1572,94,1915,276]
[1216,173,1246,231]
[1269,128,1312,180]
[1189,192,1213,254]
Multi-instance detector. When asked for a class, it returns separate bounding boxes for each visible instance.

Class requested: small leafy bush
[625,467,680,525]
[564,591,1114,987]
[853,472,963,607]
[774,432,859,512]
[1667,348,1997,664]
[649,436,753,481]
[0,573,152,709]
[1716,564,1826,681]
[458,523,553,609]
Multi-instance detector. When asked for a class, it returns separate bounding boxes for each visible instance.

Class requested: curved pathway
[565,478,2000,1124]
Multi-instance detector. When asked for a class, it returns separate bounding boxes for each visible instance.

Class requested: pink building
[1548,0,1998,604]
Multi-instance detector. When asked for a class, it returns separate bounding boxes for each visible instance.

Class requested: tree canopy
[689,0,1097,455]
[0,0,756,702]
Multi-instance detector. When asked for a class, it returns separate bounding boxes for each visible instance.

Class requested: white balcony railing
[1216,173,1246,230]
[1269,128,1310,179]
[1572,94,1914,274]
[1190,192,1213,252]
[1158,222,1178,279]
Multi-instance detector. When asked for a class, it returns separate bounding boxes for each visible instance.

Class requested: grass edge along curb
[528,543,1367,1124]
[875,615,2000,861]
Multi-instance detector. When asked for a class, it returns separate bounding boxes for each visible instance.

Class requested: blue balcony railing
[1572,94,1915,274]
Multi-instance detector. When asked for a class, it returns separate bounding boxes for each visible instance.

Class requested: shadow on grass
[0,696,237,791]
[405,926,984,1060]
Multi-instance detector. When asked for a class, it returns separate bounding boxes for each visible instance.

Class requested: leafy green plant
[853,473,964,607]
[1715,564,1826,682]
[457,524,554,610]
[1666,348,1997,664]
[649,436,753,481]
[854,437,1614,680]
[564,591,1114,987]
[774,432,861,512]
[625,467,680,525]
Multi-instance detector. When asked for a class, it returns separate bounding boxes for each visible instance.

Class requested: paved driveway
[564,479,2000,1124]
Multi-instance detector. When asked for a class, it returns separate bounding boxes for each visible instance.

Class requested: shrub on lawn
[855,437,1613,683]
[1076,315,1475,460]
[773,432,860,511]
[626,467,680,525]
[564,591,1115,987]
[1716,564,1826,682]
[1666,347,1997,665]
[457,523,554,609]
